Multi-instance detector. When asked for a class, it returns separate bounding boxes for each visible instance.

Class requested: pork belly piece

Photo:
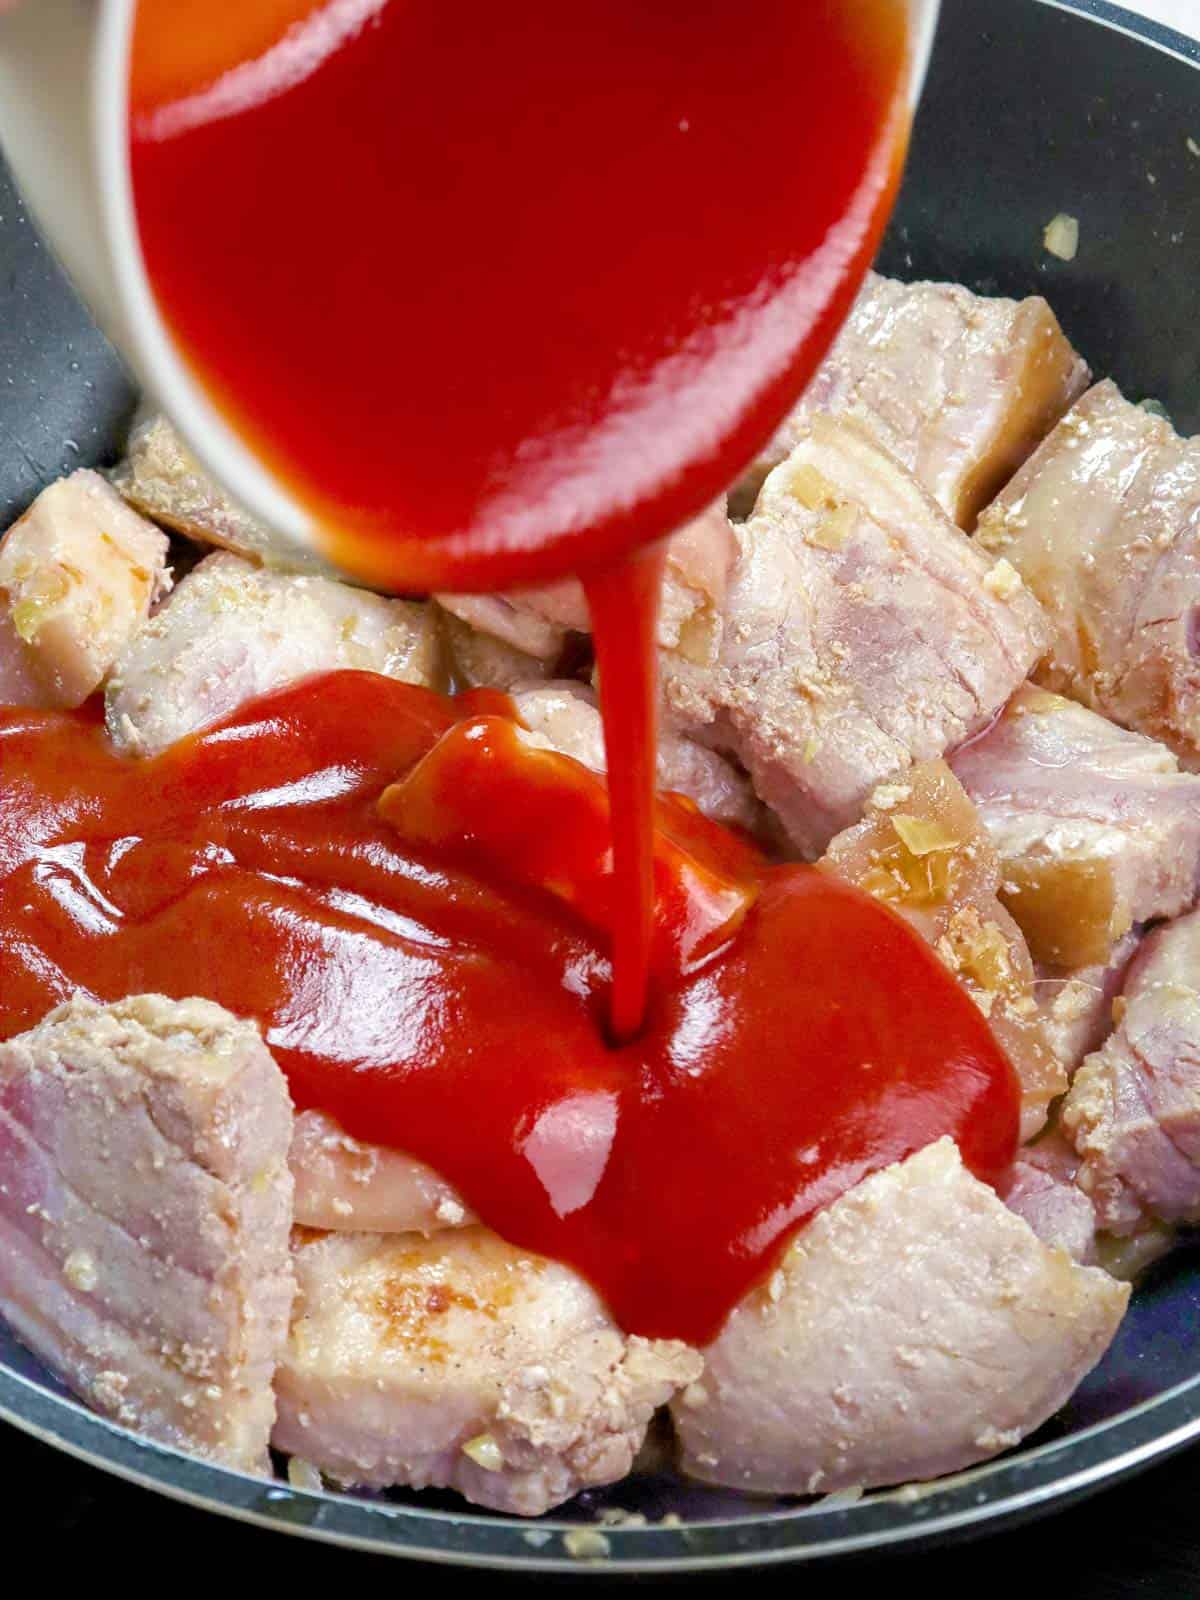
[671,1138,1127,1496]
[111,410,340,577]
[0,994,294,1473]
[1036,931,1141,1079]
[436,499,737,670]
[821,760,1064,1140]
[105,551,442,755]
[290,1110,477,1234]
[952,687,1200,967]
[731,273,1089,528]
[512,680,763,834]
[977,382,1200,766]
[0,469,170,708]
[668,417,1048,857]
[273,1226,700,1515]
[437,606,552,691]
[1063,909,1200,1233]
[999,1131,1098,1264]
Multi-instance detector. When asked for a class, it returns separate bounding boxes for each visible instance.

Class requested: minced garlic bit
[982,557,1023,600]
[788,463,841,511]
[891,814,960,857]
[435,1196,467,1226]
[63,1249,99,1293]
[462,1432,505,1472]
[805,503,856,551]
[1043,213,1080,262]
[563,1529,612,1562]
[597,1508,649,1528]
[870,782,912,812]
[287,1456,324,1492]
[820,1485,865,1509]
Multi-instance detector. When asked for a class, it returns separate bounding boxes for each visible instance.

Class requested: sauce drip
[0,676,1020,1344]
[583,547,666,1039]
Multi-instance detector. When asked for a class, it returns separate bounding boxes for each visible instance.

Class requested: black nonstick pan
[1,0,1199,1571]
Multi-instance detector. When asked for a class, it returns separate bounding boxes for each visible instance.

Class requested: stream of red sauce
[0,676,1019,1344]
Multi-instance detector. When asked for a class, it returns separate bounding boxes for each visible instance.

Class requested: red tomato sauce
[128,0,912,593]
[0,675,1019,1344]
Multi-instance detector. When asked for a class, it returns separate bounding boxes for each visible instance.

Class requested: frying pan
[1,0,1200,1570]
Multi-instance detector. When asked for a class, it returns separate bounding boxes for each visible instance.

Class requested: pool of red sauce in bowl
[0,675,1019,1345]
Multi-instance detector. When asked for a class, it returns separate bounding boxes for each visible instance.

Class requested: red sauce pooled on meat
[0,676,1019,1344]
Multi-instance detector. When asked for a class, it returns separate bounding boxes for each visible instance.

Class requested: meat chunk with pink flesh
[105,551,442,755]
[0,469,170,708]
[111,410,341,577]
[512,680,764,834]
[1063,909,1200,1233]
[1036,931,1141,1080]
[999,1132,1098,1265]
[435,499,736,670]
[668,417,1048,857]
[731,273,1089,528]
[290,1110,477,1234]
[977,382,1200,768]
[0,994,294,1473]
[671,1138,1127,1496]
[821,760,1063,1141]
[273,1226,700,1515]
[951,686,1200,968]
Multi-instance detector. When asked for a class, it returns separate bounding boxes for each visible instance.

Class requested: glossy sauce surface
[129,0,911,592]
[0,675,1019,1343]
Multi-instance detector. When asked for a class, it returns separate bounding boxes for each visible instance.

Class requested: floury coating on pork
[731,273,1089,527]
[111,410,342,577]
[105,551,442,755]
[666,417,1048,856]
[977,382,1200,768]
[0,469,170,708]
[1063,909,1200,1234]
[273,1226,701,1514]
[951,686,1200,968]
[290,1110,477,1234]
[512,680,763,833]
[821,760,1064,1140]
[671,1139,1127,1496]
[0,994,295,1473]
[436,499,736,669]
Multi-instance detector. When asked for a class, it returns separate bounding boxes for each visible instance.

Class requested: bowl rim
[4,0,1200,1573]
